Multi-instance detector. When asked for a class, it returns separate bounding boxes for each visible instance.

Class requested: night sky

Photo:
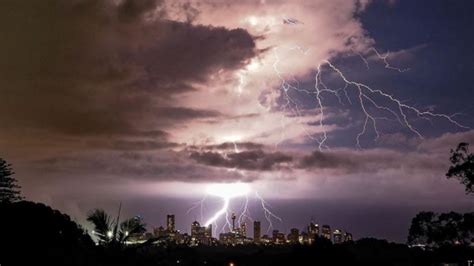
[1,0,473,243]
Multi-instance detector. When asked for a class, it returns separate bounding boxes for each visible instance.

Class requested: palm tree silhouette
[87,203,146,245]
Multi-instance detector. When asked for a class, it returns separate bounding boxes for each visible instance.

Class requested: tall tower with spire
[231,213,236,232]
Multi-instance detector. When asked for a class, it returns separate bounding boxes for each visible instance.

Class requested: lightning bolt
[272,46,468,150]
[232,140,240,153]
[186,195,207,222]
[204,197,230,227]
[237,194,252,226]
[236,72,245,97]
[368,48,410,73]
[322,59,468,147]
[255,191,282,233]
[354,48,410,73]
[272,46,326,149]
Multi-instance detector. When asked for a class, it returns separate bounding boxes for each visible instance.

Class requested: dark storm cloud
[154,107,222,121]
[27,151,258,183]
[299,150,358,170]
[298,149,444,174]
[87,139,179,151]
[190,149,293,171]
[0,0,257,138]
[184,130,474,176]
[23,130,474,186]
[117,0,162,22]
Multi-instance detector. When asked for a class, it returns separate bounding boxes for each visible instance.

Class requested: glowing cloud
[206,182,250,200]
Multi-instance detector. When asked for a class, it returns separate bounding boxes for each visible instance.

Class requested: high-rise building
[241,222,247,238]
[191,221,200,238]
[167,214,175,232]
[321,225,331,240]
[308,222,319,236]
[272,230,286,244]
[333,229,343,244]
[219,232,235,245]
[153,226,165,237]
[231,213,236,232]
[272,230,279,242]
[205,224,212,239]
[288,228,300,244]
[307,222,319,244]
[253,221,261,243]
[344,232,353,242]
[261,234,272,244]
[299,231,309,244]
[190,220,211,246]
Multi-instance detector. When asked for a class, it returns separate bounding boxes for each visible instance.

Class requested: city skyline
[125,211,353,246]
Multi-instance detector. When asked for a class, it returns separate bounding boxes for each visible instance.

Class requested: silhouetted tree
[119,215,147,242]
[87,207,146,245]
[408,211,436,245]
[408,211,474,247]
[87,209,113,244]
[409,143,474,246]
[0,158,23,203]
[0,201,94,265]
[447,142,474,194]
[460,212,474,243]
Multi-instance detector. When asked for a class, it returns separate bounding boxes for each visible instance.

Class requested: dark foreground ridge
[1,201,473,266]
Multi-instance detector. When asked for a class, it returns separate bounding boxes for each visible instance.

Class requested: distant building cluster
[129,213,353,246]
[258,222,353,246]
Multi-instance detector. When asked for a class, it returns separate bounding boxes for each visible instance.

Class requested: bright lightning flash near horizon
[204,183,250,227]
[186,182,282,235]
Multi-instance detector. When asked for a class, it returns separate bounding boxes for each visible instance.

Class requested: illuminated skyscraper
[191,221,200,238]
[205,224,212,239]
[288,228,299,244]
[307,222,319,244]
[167,214,175,232]
[333,229,343,244]
[241,222,247,237]
[153,226,165,237]
[308,222,319,236]
[321,225,331,240]
[272,230,278,242]
[344,232,353,242]
[272,230,286,244]
[190,220,211,245]
[219,232,235,245]
[299,231,309,244]
[253,221,261,243]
